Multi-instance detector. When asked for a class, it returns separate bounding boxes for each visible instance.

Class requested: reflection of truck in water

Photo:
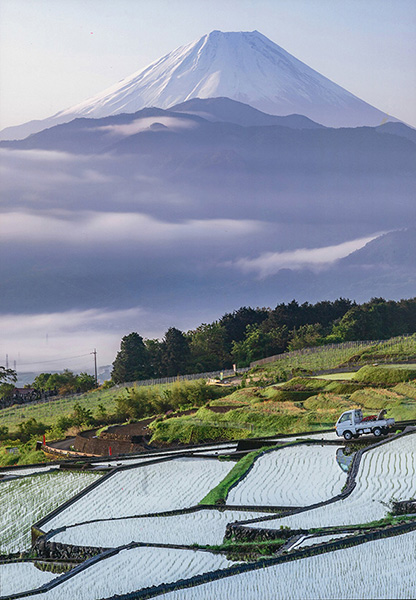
[335,409,395,441]
[335,447,354,472]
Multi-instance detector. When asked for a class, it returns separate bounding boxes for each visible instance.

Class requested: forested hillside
[111,297,416,382]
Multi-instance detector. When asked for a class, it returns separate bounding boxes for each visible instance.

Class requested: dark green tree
[232,324,288,366]
[18,418,47,441]
[0,367,17,385]
[219,306,269,351]
[189,322,229,371]
[111,332,150,383]
[0,383,15,401]
[162,327,191,376]
[144,339,164,377]
[47,370,78,395]
[32,372,52,391]
[76,372,96,392]
[287,323,324,351]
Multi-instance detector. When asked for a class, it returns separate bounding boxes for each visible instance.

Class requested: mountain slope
[170,97,323,129]
[1,30,397,140]
[2,100,414,236]
[342,229,416,267]
[3,102,413,177]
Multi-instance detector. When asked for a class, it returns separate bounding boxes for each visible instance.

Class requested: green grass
[311,372,356,381]
[252,335,416,382]
[196,538,286,557]
[199,446,276,505]
[393,381,416,399]
[310,514,416,534]
[1,379,228,435]
[0,387,122,433]
[344,335,416,365]
[256,345,368,379]
[353,365,416,386]
[3,335,416,453]
[150,403,322,444]
[303,394,354,411]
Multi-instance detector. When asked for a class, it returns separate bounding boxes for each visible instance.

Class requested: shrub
[18,418,47,441]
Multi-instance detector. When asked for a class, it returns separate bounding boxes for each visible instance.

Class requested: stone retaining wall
[74,434,146,455]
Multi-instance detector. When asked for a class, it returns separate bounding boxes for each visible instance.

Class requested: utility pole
[6,354,8,369]
[92,349,98,386]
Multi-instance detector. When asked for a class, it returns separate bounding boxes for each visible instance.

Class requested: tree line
[111,297,416,383]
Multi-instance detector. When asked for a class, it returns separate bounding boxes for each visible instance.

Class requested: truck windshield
[339,413,351,423]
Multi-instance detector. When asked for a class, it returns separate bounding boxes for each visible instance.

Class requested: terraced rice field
[49,509,269,547]
[0,465,59,477]
[2,432,415,600]
[159,530,416,600]
[293,533,351,548]
[93,444,238,468]
[0,562,56,597]
[269,431,339,442]
[44,457,233,529]
[0,471,101,553]
[249,433,416,530]
[18,547,233,600]
[227,445,346,506]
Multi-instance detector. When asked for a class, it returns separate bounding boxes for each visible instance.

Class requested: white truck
[335,409,395,441]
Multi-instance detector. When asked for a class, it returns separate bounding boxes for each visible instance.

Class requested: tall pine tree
[111,332,150,383]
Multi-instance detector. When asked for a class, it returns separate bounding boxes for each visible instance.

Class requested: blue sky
[0,0,415,129]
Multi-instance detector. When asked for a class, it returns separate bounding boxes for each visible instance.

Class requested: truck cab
[335,410,362,440]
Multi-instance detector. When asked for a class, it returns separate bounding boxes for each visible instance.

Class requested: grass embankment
[315,514,416,533]
[0,380,232,466]
[344,335,416,365]
[251,334,416,384]
[150,371,416,445]
[3,337,416,464]
[149,403,320,444]
[199,446,275,505]
[0,387,122,434]
[197,538,287,559]
[352,365,416,385]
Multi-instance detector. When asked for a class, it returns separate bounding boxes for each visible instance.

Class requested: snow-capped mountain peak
[1,30,394,140]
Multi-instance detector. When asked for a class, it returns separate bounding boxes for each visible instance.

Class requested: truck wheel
[373,427,382,437]
[343,431,353,441]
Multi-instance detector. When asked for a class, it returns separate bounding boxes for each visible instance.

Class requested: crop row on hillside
[227,445,346,507]
[0,471,100,554]
[0,562,56,597]
[43,457,233,530]
[50,509,269,548]
[249,433,415,530]
[160,530,416,600]
[16,546,233,600]
[253,334,416,381]
[3,432,415,599]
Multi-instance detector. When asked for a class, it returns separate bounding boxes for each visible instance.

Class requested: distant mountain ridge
[0,30,398,141]
[3,100,413,178]
[170,97,324,129]
[342,229,416,267]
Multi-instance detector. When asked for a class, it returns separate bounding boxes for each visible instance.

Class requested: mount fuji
[1,30,396,141]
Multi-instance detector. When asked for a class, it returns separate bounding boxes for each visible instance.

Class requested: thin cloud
[99,116,198,136]
[230,235,380,278]
[0,306,222,372]
[0,211,262,245]
[0,307,148,370]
